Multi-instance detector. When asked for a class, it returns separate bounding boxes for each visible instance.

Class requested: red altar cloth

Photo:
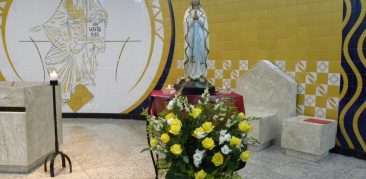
[148,90,245,116]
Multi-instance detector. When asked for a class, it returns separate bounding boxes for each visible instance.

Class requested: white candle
[50,70,58,81]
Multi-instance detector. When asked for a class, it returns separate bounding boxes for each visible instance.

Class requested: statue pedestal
[175,79,215,95]
[0,82,62,173]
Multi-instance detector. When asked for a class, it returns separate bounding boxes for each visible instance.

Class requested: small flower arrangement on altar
[144,89,258,179]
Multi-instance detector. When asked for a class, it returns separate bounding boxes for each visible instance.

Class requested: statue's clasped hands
[193,10,199,21]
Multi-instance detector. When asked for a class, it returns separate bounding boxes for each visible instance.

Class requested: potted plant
[144,89,258,179]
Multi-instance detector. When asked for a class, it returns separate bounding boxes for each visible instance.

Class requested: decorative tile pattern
[316,84,328,96]
[223,60,232,70]
[296,61,307,72]
[315,107,327,118]
[239,60,249,70]
[317,61,329,73]
[306,72,317,84]
[223,79,231,88]
[304,95,316,107]
[327,97,339,110]
[328,73,341,86]
[215,69,223,79]
[207,60,215,69]
[297,83,305,94]
[296,105,304,115]
[275,60,286,71]
[231,70,239,79]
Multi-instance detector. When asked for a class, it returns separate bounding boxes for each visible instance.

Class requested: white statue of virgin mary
[183,0,209,82]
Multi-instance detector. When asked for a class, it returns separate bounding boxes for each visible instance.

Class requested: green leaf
[232,173,242,179]
[140,147,150,153]
[183,156,189,163]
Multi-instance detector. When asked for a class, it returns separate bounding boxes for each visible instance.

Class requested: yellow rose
[191,108,202,118]
[160,133,170,143]
[171,118,182,126]
[150,138,158,147]
[230,136,241,148]
[170,144,183,156]
[238,121,252,133]
[193,127,205,138]
[165,113,176,120]
[195,169,207,179]
[202,137,215,150]
[211,152,224,166]
[169,119,182,135]
[238,112,245,120]
[202,122,214,133]
[240,150,250,162]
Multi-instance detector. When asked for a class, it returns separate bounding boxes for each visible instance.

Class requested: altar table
[148,90,245,116]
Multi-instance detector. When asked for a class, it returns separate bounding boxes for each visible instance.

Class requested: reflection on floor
[0,118,365,179]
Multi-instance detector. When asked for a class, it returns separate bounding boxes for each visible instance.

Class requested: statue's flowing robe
[41,0,107,100]
[184,6,209,80]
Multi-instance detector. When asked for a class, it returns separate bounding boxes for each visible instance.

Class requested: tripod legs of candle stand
[44,151,72,177]
[61,152,72,173]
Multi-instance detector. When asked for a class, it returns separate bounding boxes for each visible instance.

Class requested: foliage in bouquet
[144,89,258,179]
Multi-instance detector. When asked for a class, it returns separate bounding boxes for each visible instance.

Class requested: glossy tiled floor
[1,118,366,179]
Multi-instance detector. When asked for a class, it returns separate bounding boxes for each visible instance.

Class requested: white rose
[167,100,174,110]
[193,153,203,162]
[184,106,190,112]
[177,102,183,110]
[194,159,201,168]
[214,104,220,111]
[221,145,232,155]
[193,149,205,167]
[225,119,232,127]
[224,134,231,142]
[219,136,226,145]
[220,130,227,136]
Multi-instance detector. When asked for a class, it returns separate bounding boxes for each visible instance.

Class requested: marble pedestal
[0,82,63,173]
[248,112,277,151]
[236,60,297,145]
[281,115,337,161]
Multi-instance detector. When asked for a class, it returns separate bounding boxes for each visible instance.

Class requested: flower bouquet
[144,89,258,179]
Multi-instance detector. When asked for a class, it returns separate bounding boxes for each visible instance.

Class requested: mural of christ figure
[31,0,108,101]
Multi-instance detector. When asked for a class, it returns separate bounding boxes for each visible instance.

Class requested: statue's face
[192,0,200,5]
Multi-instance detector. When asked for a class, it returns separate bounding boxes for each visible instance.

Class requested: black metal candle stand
[44,80,72,177]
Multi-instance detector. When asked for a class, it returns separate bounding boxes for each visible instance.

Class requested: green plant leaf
[183,156,189,163]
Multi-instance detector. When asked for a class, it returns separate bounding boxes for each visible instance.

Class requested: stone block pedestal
[248,112,277,151]
[0,82,62,173]
[281,115,337,161]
